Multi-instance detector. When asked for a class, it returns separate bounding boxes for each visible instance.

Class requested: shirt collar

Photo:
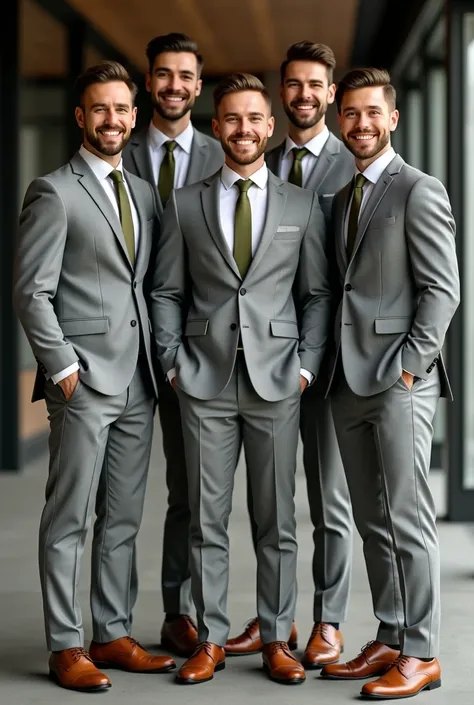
[283,126,329,159]
[79,144,123,180]
[357,147,396,185]
[220,162,268,191]
[148,121,194,154]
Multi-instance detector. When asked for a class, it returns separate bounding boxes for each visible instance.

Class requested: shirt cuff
[50,362,80,384]
[300,368,314,385]
[167,367,177,383]
[402,368,415,377]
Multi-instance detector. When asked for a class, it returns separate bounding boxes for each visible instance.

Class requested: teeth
[102,131,120,136]
[165,97,183,102]
[296,105,314,110]
[235,140,253,145]
[354,135,374,140]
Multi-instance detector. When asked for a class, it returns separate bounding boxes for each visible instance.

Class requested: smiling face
[75,80,136,161]
[338,85,399,168]
[146,51,202,122]
[280,60,335,131]
[212,90,274,169]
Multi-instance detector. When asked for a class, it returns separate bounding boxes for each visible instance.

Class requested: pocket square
[320,193,335,198]
[277,225,300,232]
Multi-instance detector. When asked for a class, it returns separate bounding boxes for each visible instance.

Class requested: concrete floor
[0,423,473,704]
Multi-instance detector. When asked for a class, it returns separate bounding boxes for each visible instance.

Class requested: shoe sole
[92,661,175,674]
[160,637,195,658]
[175,661,225,685]
[302,645,344,670]
[321,668,389,681]
[49,670,111,693]
[263,663,306,685]
[360,679,441,699]
[225,641,298,657]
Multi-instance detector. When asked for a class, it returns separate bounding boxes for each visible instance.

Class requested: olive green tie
[109,169,135,265]
[234,179,253,278]
[158,140,177,206]
[346,173,367,260]
[288,147,309,187]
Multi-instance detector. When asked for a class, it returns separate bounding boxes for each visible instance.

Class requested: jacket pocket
[185,319,209,336]
[369,216,397,229]
[270,320,299,338]
[374,317,412,334]
[59,317,109,336]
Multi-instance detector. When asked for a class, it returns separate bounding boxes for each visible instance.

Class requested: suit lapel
[186,129,209,185]
[130,131,155,184]
[336,183,352,273]
[125,170,149,275]
[265,142,284,177]
[71,154,133,270]
[349,172,395,263]
[246,172,287,279]
[305,133,339,192]
[201,173,242,279]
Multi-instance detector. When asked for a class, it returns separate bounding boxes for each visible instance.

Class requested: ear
[131,106,137,129]
[212,117,220,139]
[145,73,151,93]
[389,109,399,132]
[268,115,275,138]
[75,106,85,129]
[195,78,202,98]
[327,83,336,105]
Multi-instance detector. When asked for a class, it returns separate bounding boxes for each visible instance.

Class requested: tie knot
[109,169,123,184]
[292,147,309,163]
[354,173,366,189]
[236,179,253,194]
[164,140,177,153]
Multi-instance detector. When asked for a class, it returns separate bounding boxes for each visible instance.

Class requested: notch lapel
[349,173,394,263]
[201,173,242,280]
[305,133,339,192]
[336,182,352,274]
[245,173,287,279]
[186,129,209,185]
[125,171,149,276]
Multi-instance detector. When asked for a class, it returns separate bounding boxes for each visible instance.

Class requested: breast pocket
[369,216,397,230]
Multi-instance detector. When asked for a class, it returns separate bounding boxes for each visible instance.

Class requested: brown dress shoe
[161,615,199,657]
[176,642,225,684]
[262,642,306,685]
[49,648,111,692]
[321,640,399,680]
[89,636,175,673]
[361,656,441,699]
[302,623,344,669]
[225,617,298,655]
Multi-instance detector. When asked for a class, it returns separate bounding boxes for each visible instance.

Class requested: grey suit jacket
[151,169,332,402]
[123,126,224,215]
[13,152,159,401]
[266,131,354,225]
[328,153,460,399]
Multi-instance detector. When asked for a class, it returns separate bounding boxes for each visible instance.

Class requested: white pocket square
[277,225,300,232]
[321,193,335,198]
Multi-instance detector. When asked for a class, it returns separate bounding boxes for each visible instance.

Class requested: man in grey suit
[227,41,354,668]
[13,61,176,692]
[151,74,331,685]
[123,34,224,657]
[320,69,460,700]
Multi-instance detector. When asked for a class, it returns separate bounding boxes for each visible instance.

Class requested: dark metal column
[66,19,86,160]
[0,0,20,471]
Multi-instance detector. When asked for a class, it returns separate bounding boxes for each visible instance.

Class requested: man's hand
[401,370,414,390]
[58,370,79,401]
[170,376,178,391]
[300,375,309,393]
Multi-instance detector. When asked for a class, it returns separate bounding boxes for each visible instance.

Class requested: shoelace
[392,655,411,673]
[69,647,92,664]
[311,623,328,638]
[267,641,296,659]
[244,617,259,635]
[182,615,198,631]
[190,642,217,661]
[360,640,379,657]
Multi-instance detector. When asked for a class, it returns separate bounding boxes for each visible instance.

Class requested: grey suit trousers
[331,368,441,657]
[177,354,301,646]
[40,363,154,651]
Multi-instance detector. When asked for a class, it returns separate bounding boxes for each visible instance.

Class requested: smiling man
[13,61,176,691]
[151,73,331,685]
[320,68,460,700]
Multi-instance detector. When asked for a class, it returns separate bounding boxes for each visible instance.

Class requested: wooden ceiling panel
[21,0,67,77]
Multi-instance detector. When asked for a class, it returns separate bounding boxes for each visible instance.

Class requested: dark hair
[75,61,137,105]
[280,41,336,84]
[146,33,203,76]
[213,73,271,114]
[335,67,396,113]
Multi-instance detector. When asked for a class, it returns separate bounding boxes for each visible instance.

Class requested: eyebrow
[285,78,324,85]
[223,111,265,118]
[343,104,383,112]
[154,67,196,78]
[90,102,130,110]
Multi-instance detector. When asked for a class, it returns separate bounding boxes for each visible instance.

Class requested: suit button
[240,288,247,296]
[344,284,352,292]
[230,323,237,331]
[130,320,137,327]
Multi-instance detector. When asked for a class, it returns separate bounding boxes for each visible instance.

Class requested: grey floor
[1,423,473,704]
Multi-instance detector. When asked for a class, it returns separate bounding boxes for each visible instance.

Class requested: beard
[284,100,327,130]
[342,130,389,160]
[221,134,268,166]
[152,91,195,121]
[85,124,130,157]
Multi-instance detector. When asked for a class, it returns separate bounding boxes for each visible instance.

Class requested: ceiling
[22,0,359,77]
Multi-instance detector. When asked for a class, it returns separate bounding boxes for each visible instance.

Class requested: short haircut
[335,67,396,113]
[75,60,137,105]
[213,73,271,114]
[280,41,336,84]
[146,33,203,76]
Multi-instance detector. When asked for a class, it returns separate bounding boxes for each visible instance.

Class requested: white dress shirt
[148,121,194,188]
[279,126,330,186]
[168,162,313,385]
[51,145,140,384]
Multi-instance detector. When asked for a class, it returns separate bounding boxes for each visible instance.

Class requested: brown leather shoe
[225,617,298,655]
[321,640,399,680]
[89,636,175,673]
[161,615,199,657]
[361,656,441,699]
[262,642,306,685]
[302,623,344,669]
[49,648,111,692]
[176,642,225,684]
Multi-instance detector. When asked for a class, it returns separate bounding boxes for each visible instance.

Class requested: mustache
[97,125,124,132]
[159,90,189,98]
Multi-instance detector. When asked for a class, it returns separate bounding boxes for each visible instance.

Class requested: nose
[169,74,181,91]
[355,112,371,130]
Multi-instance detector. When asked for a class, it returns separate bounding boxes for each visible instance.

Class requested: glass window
[405,89,423,169]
